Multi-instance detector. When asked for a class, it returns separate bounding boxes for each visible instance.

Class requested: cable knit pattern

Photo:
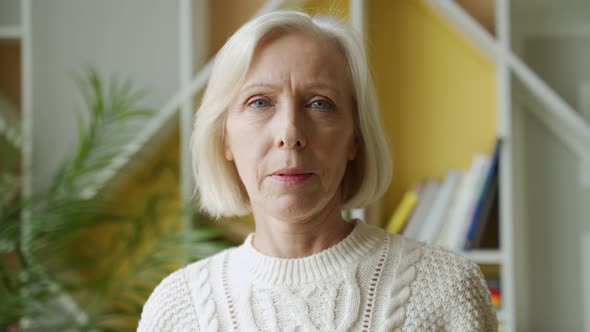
[138,221,498,331]
[384,238,422,331]
[194,267,219,331]
[137,266,199,332]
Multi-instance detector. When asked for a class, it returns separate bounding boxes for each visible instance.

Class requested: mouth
[269,168,313,184]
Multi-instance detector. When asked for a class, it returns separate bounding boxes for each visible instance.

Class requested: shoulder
[398,235,479,276]
[385,232,482,280]
[137,250,231,332]
[389,233,489,301]
[387,234,498,331]
[138,265,197,331]
[138,248,238,331]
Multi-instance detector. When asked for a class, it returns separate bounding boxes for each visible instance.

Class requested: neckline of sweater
[232,220,384,286]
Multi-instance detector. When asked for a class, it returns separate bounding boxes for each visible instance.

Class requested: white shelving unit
[463,249,504,265]
[0,26,20,39]
[428,0,590,331]
[0,0,32,238]
[510,1,590,331]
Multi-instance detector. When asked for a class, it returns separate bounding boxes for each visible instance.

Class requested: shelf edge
[0,26,22,39]
[461,249,503,264]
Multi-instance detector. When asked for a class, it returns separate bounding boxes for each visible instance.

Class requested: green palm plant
[0,67,233,331]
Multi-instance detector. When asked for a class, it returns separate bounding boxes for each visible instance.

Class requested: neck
[251,196,355,258]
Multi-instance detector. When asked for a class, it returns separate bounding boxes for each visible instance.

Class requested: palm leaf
[1,66,234,331]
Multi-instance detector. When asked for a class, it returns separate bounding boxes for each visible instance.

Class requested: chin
[268,196,325,221]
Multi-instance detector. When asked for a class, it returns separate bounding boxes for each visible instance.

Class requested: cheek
[227,143,263,196]
[225,120,269,185]
[314,128,355,182]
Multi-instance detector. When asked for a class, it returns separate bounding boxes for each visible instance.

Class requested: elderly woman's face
[224,31,357,221]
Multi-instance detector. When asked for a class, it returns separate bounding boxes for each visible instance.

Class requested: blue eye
[309,99,333,110]
[247,98,270,109]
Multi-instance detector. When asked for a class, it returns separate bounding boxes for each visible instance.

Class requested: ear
[224,142,234,161]
[221,124,234,161]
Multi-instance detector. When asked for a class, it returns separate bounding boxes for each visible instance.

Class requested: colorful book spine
[441,154,490,251]
[386,189,419,234]
[486,277,502,310]
[464,139,502,249]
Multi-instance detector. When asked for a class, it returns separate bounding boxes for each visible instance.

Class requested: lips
[269,168,313,184]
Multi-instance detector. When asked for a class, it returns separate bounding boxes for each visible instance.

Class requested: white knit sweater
[138,221,497,331]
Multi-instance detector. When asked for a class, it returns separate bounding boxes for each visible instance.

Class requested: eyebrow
[239,81,343,96]
[240,82,279,94]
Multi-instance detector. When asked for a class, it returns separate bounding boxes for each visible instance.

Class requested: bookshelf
[0,0,23,114]
[362,0,508,329]
[0,0,27,187]
[367,0,590,331]
[0,0,32,211]
[464,249,503,265]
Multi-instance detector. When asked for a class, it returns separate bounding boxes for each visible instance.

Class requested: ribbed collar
[232,220,384,286]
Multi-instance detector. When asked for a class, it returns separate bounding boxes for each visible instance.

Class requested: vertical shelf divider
[497,0,516,330]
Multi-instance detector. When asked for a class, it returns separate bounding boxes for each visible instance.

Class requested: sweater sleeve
[397,243,498,332]
[137,268,200,332]
[445,257,498,332]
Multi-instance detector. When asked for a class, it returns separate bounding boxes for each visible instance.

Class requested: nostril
[277,138,304,149]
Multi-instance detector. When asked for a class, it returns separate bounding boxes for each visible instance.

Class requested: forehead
[243,31,351,90]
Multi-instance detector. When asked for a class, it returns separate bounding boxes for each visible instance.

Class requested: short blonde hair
[191,10,392,218]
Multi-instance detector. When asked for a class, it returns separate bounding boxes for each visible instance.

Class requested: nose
[275,101,307,150]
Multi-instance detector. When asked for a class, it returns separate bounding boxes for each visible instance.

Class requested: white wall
[523,37,590,112]
[0,0,20,26]
[510,35,590,330]
[515,98,590,331]
[30,0,180,191]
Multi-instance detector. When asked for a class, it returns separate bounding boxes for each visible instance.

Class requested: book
[438,154,490,251]
[416,170,462,244]
[485,277,502,310]
[435,170,469,247]
[464,139,502,249]
[386,188,419,234]
[403,179,440,240]
[467,181,498,249]
[478,191,500,249]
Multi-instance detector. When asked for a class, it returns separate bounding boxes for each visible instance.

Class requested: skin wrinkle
[223,31,358,258]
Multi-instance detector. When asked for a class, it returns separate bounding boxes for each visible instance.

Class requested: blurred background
[0,0,589,331]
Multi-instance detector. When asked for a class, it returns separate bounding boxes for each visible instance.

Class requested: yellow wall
[301,0,349,16]
[368,0,497,226]
[209,0,267,57]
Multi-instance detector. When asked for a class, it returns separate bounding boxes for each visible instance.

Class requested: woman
[139,10,497,332]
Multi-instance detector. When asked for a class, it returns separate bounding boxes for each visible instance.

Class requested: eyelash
[244,96,335,111]
[307,98,334,111]
[246,97,273,110]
